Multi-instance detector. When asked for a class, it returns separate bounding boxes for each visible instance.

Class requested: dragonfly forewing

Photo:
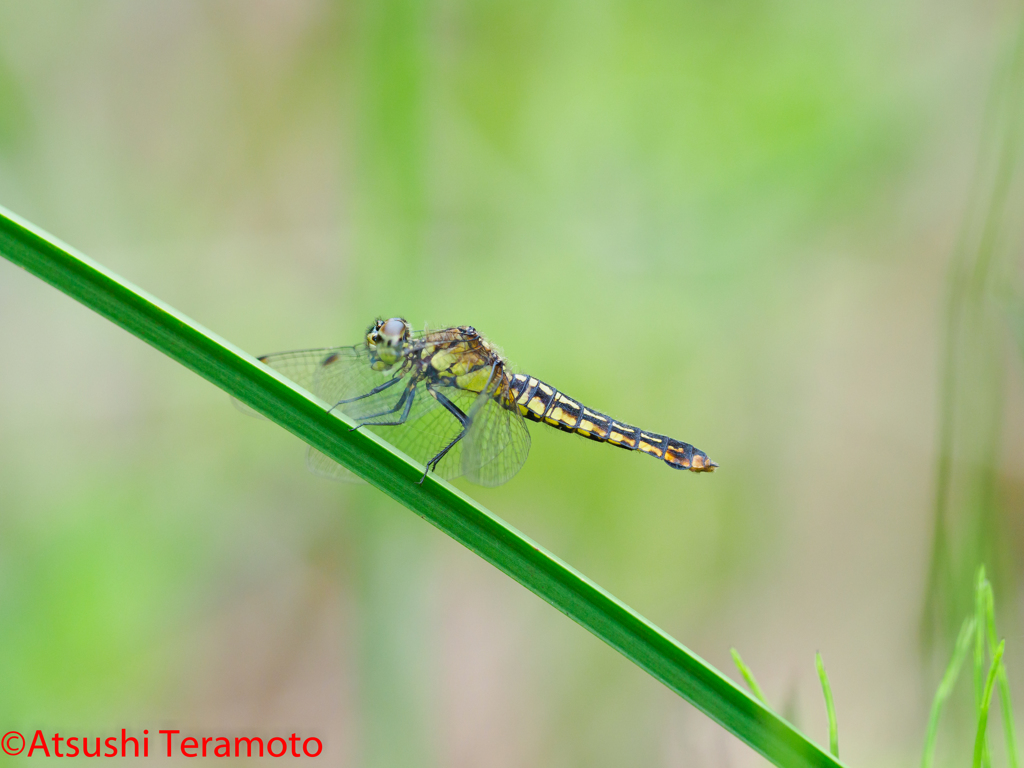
[230,347,346,418]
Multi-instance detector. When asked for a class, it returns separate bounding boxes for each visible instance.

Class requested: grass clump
[729,566,1017,768]
[923,566,1015,768]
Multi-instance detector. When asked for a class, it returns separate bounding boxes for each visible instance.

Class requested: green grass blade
[815,652,839,758]
[0,205,844,768]
[974,641,1006,768]
[976,568,992,768]
[983,581,1019,768]
[922,618,976,768]
[731,648,768,705]
[976,567,989,709]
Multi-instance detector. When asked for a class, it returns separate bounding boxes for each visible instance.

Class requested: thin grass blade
[976,568,992,768]
[922,617,976,768]
[731,648,768,706]
[976,567,989,709]
[974,641,1007,768]
[815,652,838,758]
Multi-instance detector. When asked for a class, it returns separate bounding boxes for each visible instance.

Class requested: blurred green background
[1,1,1023,766]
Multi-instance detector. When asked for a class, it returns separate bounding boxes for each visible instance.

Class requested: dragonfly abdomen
[507,374,716,472]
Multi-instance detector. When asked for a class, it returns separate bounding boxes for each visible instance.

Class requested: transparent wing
[236,347,366,480]
[249,324,432,398]
[310,347,414,418]
[261,347,351,391]
[306,444,362,483]
[231,347,346,419]
[460,377,531,487]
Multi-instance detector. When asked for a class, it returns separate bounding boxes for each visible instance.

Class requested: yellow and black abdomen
[507,374,716,473]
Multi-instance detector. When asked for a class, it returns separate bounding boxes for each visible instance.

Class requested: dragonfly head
[367,317,412,369]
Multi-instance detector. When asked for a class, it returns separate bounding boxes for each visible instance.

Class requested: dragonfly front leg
[351,381,417,429]
[329,375,401,413]
[418,386,470,484]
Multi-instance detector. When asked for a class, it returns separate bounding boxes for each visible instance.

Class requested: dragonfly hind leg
[418,386,470,484]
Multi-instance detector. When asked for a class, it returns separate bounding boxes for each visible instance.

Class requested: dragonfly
[244,317,717,487]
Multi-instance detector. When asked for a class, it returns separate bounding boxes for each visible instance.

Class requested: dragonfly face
[247,318,716,485]
[366,317,412,370]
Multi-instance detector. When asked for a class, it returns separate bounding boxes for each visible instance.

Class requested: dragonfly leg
[352,382,417,429]
[417,387,470,484]
[329,375,401,412]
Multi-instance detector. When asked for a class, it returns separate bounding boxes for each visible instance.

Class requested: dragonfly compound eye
[383,318,406,338]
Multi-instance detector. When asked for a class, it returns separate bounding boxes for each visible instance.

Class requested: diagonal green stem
[0,205,843,768]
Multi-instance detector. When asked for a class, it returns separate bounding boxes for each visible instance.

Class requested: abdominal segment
[507,374,716,472]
